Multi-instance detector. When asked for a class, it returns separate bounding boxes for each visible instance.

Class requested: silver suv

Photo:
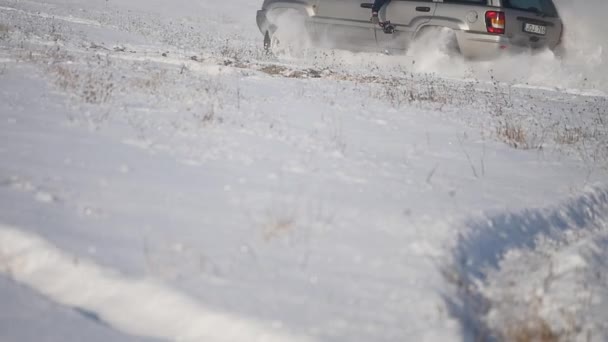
[256,0,564,59]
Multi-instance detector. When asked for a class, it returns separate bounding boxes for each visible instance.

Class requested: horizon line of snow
[0,5,106,27]
[0,224,315,342]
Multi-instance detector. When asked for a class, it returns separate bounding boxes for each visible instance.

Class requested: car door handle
[360,3,373,9]
[416,6,431,12]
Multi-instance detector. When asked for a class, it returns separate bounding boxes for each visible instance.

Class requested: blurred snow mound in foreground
[0,224,314,342]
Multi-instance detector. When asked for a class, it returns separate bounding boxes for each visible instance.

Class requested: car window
[503,0,558,17]
[442,0,487,4]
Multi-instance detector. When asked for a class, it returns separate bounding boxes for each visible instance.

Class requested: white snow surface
[0,0,607,341]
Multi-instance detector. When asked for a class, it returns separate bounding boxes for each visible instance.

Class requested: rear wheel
[443,29,461,56]
[263,9,311,56]
[264,31,272,53]
[263,30,281,55]
[414,26,461,56]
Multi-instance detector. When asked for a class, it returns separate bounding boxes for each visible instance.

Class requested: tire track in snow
[444,186,608,340]
[0,224,314,342]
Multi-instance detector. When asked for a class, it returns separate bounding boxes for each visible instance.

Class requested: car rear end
[499,0,563,50]
[453,0,563,59]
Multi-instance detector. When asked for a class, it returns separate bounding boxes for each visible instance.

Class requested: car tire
[263,30,281,54]
[264,31,272,53]
[415,26,461,57]
[264,9,311,56]
[443,29,461,56]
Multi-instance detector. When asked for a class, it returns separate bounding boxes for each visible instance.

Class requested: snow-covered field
[0,0,607,341]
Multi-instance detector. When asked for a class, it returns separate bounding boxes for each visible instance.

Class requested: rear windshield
[502,0,558,17]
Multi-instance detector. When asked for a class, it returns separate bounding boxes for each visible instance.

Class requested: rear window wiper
[513,6,547,17]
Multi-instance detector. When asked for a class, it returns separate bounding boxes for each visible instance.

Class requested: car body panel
[381,0,438,50]
[313,0,380,48]
[431,1,505,58]
[257,0,315,31]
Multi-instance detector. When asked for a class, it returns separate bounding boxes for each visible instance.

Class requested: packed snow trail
[0,224,315,342]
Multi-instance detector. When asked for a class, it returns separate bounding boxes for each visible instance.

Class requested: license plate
[524,23,546,35]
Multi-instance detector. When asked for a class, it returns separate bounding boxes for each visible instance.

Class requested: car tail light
[485,11,505,34]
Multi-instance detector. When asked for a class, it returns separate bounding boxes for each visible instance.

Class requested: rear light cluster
[485,11,505,34]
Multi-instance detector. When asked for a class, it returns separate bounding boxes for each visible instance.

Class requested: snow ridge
[446,186,608,340]
[0,224,315,342]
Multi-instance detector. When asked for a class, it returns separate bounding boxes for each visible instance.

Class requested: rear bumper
[457,31,555,59]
